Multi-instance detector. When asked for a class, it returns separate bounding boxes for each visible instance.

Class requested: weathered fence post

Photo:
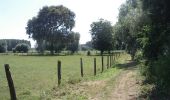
[113,53,115,61]
[57,61,61,86]
[80,58,83,77]
[115,53,117,60]
[107,55,109,69]
[101,56,104,73]
[94,58,96,76]
[4,64,17,100]
[112,54,113,65]
[110,55,112,67]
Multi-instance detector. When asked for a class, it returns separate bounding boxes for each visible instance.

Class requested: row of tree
[89,0,170,97]
[112,0,170,98]
[0,39,30,53]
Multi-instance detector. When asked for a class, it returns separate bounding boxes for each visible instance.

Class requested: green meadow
[0,53,129,100]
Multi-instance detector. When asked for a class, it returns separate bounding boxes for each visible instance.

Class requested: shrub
[15,43,30,53]
[12,48,16,53]
[154,56,170,94]
[141,55,170,97]
[87,51,91,56]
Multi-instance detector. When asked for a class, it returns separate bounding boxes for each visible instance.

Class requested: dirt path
[110,69,140,100]
[53,61,141,100]
[88,62,141,100]
[83,68,140,100]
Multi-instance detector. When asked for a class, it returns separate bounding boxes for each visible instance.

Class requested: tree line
[0,39,31,53]
[88,0,170,98]
[113,0,170,98]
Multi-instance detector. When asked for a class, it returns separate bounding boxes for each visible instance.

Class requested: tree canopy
[26,5,75,54]
[67,32,80,54]
[0,41,7,53]
[90,19,113,54]
[113,0,147,60]
[140,0,170,97]
[15,43,30,53]
[0,39,31,51]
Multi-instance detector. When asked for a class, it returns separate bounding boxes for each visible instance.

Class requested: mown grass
[0,53,128,100]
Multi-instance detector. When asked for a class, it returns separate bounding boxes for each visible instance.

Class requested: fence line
[4,64,17,100]
[3,52,124,98]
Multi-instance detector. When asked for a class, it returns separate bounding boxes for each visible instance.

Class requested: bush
[154,56,170,94]
[140,55,170,97]
[12,48,16,53]
[15,43,30,53]
[87,51,91,56]
[134,50,143,61]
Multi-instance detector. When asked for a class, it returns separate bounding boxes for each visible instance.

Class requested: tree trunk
[50,43,54,55]
[131,49,136,60]
[100,50,104,55]
[131,54,135,60]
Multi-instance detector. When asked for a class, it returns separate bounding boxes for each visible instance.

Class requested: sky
[0,0,126,47]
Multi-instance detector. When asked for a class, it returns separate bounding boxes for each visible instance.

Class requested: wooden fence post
[57,61,61,86]
[101,56,104,73]
[107,55,109,69]
[80,58,83,77]
[4,64,17,100]
[94,58,96,76]
[112,54,113,65]
[110,55,112,67]
[113,53,115,61]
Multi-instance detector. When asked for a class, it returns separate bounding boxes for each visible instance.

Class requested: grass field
[0,53,129,100]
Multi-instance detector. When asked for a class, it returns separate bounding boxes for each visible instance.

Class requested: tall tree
[113,0,147,60]
[67,32,80,54]
[90,19,113,55]
[26,5,75,55]
[141,0,170,96]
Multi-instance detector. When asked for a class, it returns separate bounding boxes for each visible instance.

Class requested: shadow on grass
[114,60,138,70]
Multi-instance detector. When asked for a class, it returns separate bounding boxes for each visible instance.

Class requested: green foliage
[141,0,170,61]
[80,41,93,51]
[67,32,80,54]
[0,39,31,51]
[154,56,170,93]
[15,43,30,53]
[35,40,46,53]
[113,0,149,60]
[138,0,170,98]
[90,19,113,54]
[114,0,170,97]
[26,5,75,55]
[87,51,91,56]
[0,41,7,53]
[140,56,170,97]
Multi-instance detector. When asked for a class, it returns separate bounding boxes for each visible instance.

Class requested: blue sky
[0,0,125,47]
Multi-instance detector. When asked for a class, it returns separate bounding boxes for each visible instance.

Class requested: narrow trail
[53,60,141,100]
[89,61,141,100]
[110,69,140,100]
